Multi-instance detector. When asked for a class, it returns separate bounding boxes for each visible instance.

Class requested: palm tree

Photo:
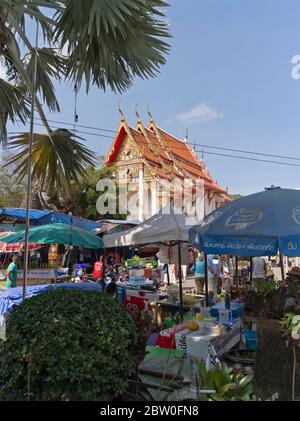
[0,0,170,199]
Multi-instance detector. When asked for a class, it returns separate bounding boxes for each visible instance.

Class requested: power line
[194,149,300,167]
[8,118,115,140]
[4,111,300,161]
[39,117,116,134]
[194,143,300,162]
[6,119,300,168]
[3,112,300,167]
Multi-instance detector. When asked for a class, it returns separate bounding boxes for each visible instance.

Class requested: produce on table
[186,321,199,331]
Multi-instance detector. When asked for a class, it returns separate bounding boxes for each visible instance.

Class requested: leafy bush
[0,288,138,400]
[254,279,277,297]
[198,362,254,401]
[131,310,154,372]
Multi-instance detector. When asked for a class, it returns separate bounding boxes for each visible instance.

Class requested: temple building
[103,112,229,221]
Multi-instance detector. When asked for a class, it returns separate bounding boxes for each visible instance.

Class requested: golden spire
[183,128,188,142]
[147,104,154,123]
[135,103,141,124]
[118,100,125,122]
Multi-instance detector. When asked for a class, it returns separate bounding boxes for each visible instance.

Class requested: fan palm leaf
[6,129,96,197]
[20,47,67,112]
[54,0,171,92]
[0,78,30,144]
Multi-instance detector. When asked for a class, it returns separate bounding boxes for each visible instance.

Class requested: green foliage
[54,165,126,219]
[281,312,300,342]
[0,288,138,400]
[254,279,277,297]
[0,78,30,144]
[1,0,171,200]
[131,310,154,372]
[6,130,95,198]
[0,0,171,141]
[0,152,26,207]
[248,393,279,401]
[198,362,254,401]
[54,0,171,92]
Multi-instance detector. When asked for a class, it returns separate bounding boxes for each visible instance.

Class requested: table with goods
[152,302,245,368]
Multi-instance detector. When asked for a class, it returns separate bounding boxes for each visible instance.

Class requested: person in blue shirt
[191,252,205,294]
[6,255,18,289]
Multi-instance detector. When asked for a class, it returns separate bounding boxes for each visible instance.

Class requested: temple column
[151,180,158,216]
[138,166,144,221]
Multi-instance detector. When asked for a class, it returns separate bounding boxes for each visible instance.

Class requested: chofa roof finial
[118,100,125,122]
[135,103,141,124]
[147,104,154,123]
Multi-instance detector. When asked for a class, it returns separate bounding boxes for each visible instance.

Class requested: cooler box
[156,323,186,349]
[124,289,159,316]
[210,302,244,319]
[244,328,257,350]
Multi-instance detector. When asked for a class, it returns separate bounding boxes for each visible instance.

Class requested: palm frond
[54,0,171,92]
[0,78,30,145]
[6,129,96,197]
[1,0,58,44]
[20,48,67,112]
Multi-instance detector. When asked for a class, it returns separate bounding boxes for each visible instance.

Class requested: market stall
[189,187,300,300]
[103,205,196,320]
[1,223,103,296]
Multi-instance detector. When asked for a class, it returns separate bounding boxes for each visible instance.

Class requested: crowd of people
[156,250,275,303]
[0,247,287,309]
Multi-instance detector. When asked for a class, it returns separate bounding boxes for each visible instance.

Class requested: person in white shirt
[207,254,222,301]
[252,256,266,290]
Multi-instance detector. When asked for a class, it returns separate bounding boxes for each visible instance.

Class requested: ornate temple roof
[104,116,229,200]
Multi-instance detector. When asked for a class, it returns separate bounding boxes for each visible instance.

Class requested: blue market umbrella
[189,187,300,258]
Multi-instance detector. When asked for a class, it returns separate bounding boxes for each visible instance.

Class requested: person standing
[193,252,205,294]
[252,256,266,289]
[188,248,194,274]
[6,255,18,289]
[207,254,222,302]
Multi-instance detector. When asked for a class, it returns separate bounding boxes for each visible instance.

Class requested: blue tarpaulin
[189,187,300,257]
[0,208,50,222]
[0,208,101,232]
[0,283,102,317]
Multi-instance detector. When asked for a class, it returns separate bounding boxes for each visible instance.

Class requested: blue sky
[6,0,300,194]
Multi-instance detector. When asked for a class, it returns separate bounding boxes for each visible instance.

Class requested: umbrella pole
[204,254,209,307]
[166,262,170,286]
[177,242,184,322]
[22,24,39,301]
[280,254,285,283]
[235,256,238,283]
[102,248,106,290]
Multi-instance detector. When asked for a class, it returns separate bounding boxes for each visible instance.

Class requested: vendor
[207,254,222,303]
[191,252,205,294]
[6,255,18,289]
[252,256,266,288]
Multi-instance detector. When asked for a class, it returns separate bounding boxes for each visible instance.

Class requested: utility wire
[3,112,300,167]
[194,143,300,162]
[8,118,115,139]
[193,149,300,168]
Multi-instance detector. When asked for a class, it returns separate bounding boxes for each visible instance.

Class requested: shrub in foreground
[0,288,137,400]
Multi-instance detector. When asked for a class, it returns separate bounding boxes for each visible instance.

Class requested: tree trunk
[255,318,300,400]
[20,190,43,210]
